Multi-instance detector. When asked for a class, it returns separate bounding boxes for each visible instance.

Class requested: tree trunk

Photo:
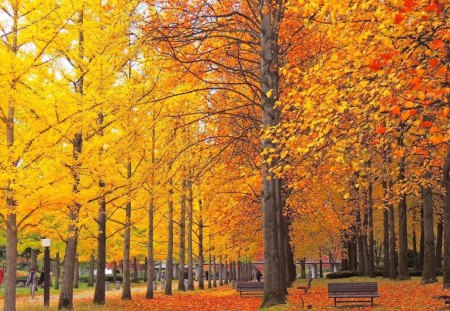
[165,172,174,295]
[58,9,84,309]
[178,181,187,291]
[93,176,106,304]
[437,219,443,270]
[122,161,132,300]
[31,249,38,271]
[367,181,375,278]
[213,255,217,287]
[88,254,95,287]
[388,202,397,280]
[58,133,82,310]
[208,254,212,289]
[397,152,410,280]
[187,181,194,290]
[260,1,286,307]
[219,256,223,286]
[73,256,79,289]
[198,199,204,290]
[224,261,229,285]
[146,200,155,299]
[443,143,450,288]
[143,257,147,283]
[422,171,437,284]
[419,207,424,271]
[413,210,419,271]
[382,178,390,279]
[113,261,117,283]
[55,252,61,290]
[133,257,138,283]
[300,258,306,278]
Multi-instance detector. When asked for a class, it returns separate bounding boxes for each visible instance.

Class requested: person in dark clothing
[38,268,45,288]
[256,269,262,282]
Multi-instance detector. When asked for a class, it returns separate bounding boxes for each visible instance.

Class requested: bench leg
[371,297,373,307]
[334,298,336,307]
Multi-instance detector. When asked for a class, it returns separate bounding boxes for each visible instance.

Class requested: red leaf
[391,105,401,115]
[394,13,405,24]
[369,60,383,71]
[421,121,432,128]
[376,126,387,134]
[429,58,440,67]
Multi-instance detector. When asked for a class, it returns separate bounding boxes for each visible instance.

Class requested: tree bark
[208,254,212,289]
[122,161,132,300]
[165,171,174,295]
[421,171,437,284]
[443,143,450,288]
[213,255,217,287]
[198,199,204,290]
[388,202,397,280]
[187,181,194,290]
[397,143,410,280]
[178,181,187,291]
[146,199,155,299]
[93,175,106,304]
[58,133,82,310]
[113,261,117,283]
[133,257,139,283]
[73,256,79,289]
[383,179,390,278]
[55,252,61,290]
[219,256,223,286]
[367,181,375,277]
[419,207,424,271]
[88,254,95,287]
[436,219,443,270]
[260,0,286,307]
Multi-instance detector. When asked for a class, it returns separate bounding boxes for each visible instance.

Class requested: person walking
[38,268,45,289]
[25,268,38,299]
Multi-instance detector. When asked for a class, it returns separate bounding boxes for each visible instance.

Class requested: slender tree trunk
[187,181,194,290]
[58,133,82,310]
[213,255,217,287]
[208,254,212,289]
[437,219,443,270]
[165,172,174,295]
[113,261,117,283]
[122,161,132,300]
[198,199,204,290]
[158,262,162,281]
[388,202,397,280]
[397,155,410,280]
[146,199,155,299]
[224,261,229,285]
[178,181,187,291]
[88,254,95,287]
[382,178,390,278]
[300,259,306,278]
[367,181,375,277]
[422,171,437,284]
[55,252,60,290]
[4,9,19,311]
[413,210,419,271]
[93,170,106,304]
[219,256,223,286]
[443,143,450,288]
[419,207,425,271]
[133,257,138,283]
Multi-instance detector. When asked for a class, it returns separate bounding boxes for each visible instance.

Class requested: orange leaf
[404,0,414,8]
[376,126,387,134]
[430,135,445,145]
[431,39,444,49]
[381,53,394,61]
[394,13,405,24]
[429,58,440,67]
[444,107,450,117]
[391,105,401,115]
[368,60,383,71]
[421,121,433,128]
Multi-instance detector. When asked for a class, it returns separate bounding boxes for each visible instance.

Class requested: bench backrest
[328,282,378,294]
[236,282,264,289]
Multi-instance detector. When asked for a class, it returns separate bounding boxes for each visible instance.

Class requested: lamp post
[42,238,51,308]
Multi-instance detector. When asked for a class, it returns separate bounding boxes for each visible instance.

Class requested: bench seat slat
[328,282,379,307]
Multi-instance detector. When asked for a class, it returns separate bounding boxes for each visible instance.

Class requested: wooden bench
[328,282,379,307]
[236,281,264,297]
[297,278,312,293]
[432,295,450,308]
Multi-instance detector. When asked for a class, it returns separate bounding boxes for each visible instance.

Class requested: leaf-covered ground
[12,277,449,310]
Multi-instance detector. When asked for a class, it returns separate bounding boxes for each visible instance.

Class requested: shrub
[326,271,358,279]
